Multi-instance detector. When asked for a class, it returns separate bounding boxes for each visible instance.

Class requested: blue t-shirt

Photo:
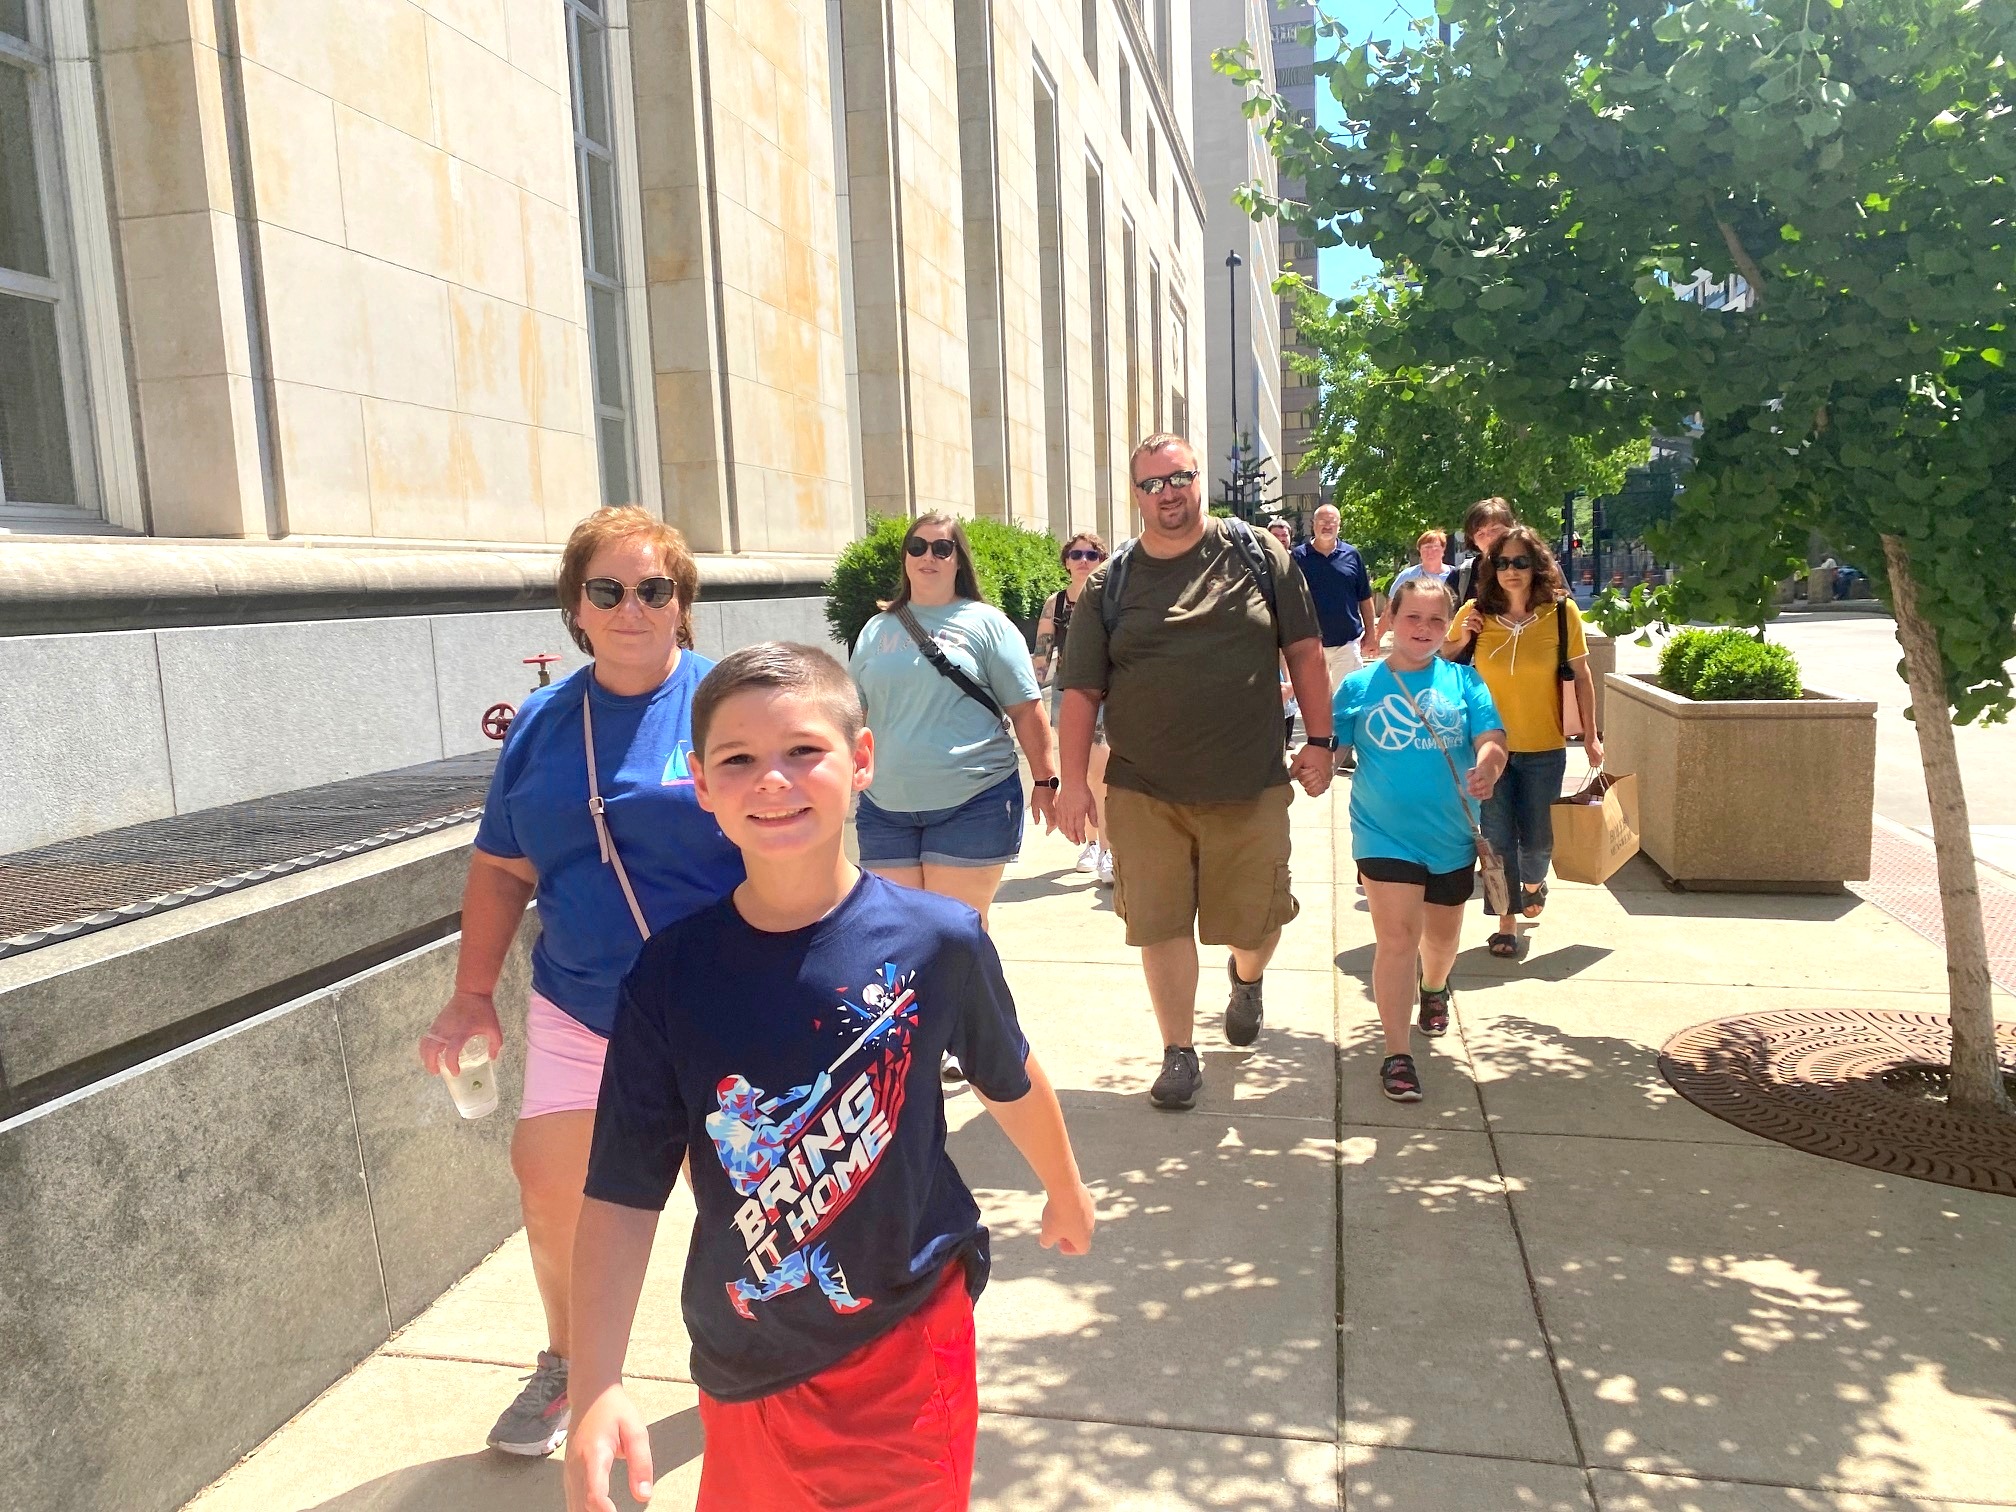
[1291,539,1375,645]
[1333,659,1504,874]
[848,600,1041,813]
[584,871,1033,1402]
[473,660,745,1034]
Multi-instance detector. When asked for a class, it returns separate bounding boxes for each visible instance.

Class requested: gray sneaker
[488,1349,569,1456]
[1150,1045,1203,1110]
[1225,957,1264,1047]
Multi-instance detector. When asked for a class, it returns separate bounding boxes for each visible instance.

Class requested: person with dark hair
[846,512,1055,931]
[1291,504,1378,771]
[1035,532,1113,883]
[418,506,745,1458]
[1444,524,1602,957]
[1448,497,1517,607]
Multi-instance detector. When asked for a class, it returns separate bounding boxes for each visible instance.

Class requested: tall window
[1118,54,1132,146]
[1031,61,1069,537]
[1147,121,1158,199]
[1154,0,1172,87]
[565,0,637,507]
[1081,0,1097,73]
[0,2,79,513]
[1147,256,1162,433]
[1169,295,1187,439]
[1121,214,1139,451]
[1084,157,1111,540]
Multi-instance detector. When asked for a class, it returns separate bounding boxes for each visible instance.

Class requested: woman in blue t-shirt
[1333,577,1507,1106]
[847,513,1057,931]
[417,507,744,1458]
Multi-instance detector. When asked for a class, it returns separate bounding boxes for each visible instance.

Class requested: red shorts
[695,1265,978,1511]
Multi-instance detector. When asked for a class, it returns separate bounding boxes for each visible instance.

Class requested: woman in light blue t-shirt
[848,513,1056,932]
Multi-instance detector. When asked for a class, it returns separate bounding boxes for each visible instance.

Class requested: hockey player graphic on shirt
[712,962,920,1320]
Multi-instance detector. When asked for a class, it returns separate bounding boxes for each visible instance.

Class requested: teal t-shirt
[1333,658,1503,874]
[850,600,1041,813]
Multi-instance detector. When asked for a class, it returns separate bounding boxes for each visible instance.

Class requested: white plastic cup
[441,1041,500,1120]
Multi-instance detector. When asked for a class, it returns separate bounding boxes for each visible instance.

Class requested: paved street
[183,760,2016,1512]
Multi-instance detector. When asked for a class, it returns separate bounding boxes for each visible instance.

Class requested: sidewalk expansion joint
[1334,1436,1584,1473]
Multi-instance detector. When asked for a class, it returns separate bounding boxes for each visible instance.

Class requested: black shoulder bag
[894,606,1010,733]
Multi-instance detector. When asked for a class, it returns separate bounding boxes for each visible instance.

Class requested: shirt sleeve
[584,971,692,1211]
[981,608,1043,707]
[1332,668,1364,749]
[1350,551,1374,605]
[1563,599,1589,661]
[1059,571,1112,692]
[1269,536,1323,648]
[1460,666,1505,741]
[948,921,1033,1102]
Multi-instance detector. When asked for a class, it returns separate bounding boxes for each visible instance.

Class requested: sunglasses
[905,537,958,559]
[583,576,677,610]
[1133,469,1199,496]
[1065,548,1107,563]
[1490,554,1535,572]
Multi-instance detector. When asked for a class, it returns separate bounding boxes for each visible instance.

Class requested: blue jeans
[1479,748,1568,904]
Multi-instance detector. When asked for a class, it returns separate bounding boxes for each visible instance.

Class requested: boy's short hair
[1392,576,1456,616]
[692,642,864,759]
[1463,496,1516,538]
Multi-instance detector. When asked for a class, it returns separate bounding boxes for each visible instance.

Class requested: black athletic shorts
[1357,857,1476,908]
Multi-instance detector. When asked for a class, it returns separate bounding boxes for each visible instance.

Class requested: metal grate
[0,753,496,960]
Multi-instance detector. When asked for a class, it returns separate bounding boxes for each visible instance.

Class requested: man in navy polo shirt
[1290,504,1377,771]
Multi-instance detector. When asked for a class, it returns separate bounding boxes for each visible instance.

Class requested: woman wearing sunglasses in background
[1444,524,1602,958]
[1035,532,1114,885]
[418,507,745,1457]
[847,513,1056,933]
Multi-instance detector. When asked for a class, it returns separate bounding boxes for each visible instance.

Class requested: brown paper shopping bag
[1550,771,1640,885]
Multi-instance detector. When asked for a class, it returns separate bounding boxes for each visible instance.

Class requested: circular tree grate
[1659,1009,2016,1197]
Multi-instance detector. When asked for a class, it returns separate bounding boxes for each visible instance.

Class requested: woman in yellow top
[1444,524,1603,958]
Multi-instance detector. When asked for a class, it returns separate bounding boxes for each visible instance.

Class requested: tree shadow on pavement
[1333,941,1617,984]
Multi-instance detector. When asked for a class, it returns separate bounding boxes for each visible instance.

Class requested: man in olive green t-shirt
[1057,433,1337,1111]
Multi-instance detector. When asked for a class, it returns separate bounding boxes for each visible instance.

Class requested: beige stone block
[272,381,371,536]
[519,190,583,320]
[536,425,599,539]
[632,84,702,193]
[641,186,706,285]
[646,279,713,377]
[530,312,591,432]
[416,0,507,56]
[654,371,720,465]
[362,397,465,539]
[742,130,787,225]
[454,415,544,541]
[357,256,458,409]
[99,40,231,219]
[259,225,371,393]
[333,106,456,280]
[428,16,572,207]
[92,0,216,52]
[449,285,531,424]
[118,211,241,382]
[136,374,266,536]
[721,203,786,302]
[239,61,346,243]
[451,162,529,303]
[502,0,569,93]
[237,0,433,141]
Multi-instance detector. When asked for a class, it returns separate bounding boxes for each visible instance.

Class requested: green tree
[1224,0,2016,1112]
[1285,276,1645,572]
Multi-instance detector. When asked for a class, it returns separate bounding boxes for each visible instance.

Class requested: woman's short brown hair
[556,506,700,655]
[1463,496,1516,540]
[1416,528,1448,549]
[880,512,986,613]
[1059,530,1108,564]
[1475,523,1568,614]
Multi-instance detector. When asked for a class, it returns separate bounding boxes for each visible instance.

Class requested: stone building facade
[1269,0,1327,528]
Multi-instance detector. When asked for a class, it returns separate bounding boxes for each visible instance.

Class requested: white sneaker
[1097,849,1115,887]
[1075,841,1101,873]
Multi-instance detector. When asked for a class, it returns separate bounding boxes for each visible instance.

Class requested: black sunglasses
[1133,469,1200,496]
[906,537,958,559]
[1066,548,1106,562]
[1490,554,1535,572]
[583,576,677,610]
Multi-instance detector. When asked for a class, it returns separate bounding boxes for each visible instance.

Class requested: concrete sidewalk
[184,785,2016,1511]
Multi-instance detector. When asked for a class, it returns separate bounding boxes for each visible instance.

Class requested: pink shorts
[519,990,610,1120]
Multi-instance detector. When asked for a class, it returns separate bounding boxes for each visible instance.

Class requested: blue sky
[1308,0,1437,295]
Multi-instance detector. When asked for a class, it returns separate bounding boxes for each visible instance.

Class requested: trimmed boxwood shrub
[1658,627,1749,698]
[1692,639,1804,701]
[824,515,1067,650]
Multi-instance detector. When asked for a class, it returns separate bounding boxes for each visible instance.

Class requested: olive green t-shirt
[1060,518,1322,804]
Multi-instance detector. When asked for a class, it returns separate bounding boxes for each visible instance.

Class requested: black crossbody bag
[894,606,1011,734]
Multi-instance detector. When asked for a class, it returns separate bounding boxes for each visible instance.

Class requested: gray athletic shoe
[1225,957,1264,1047]
[488,1349,570,1457]
[1150,1045,1203,1110]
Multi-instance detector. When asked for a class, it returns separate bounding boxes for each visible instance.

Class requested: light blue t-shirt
[474,659,746,1034]
[850,600,1041,813]
[1333,658,1504,874]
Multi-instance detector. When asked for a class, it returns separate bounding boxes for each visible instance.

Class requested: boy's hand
[1039,1181,1096,1256]
[565,1386,654,1512]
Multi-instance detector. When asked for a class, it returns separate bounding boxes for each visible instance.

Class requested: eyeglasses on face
[905,537,958,559]
[1132,469,1199,496]
[1065,548,1106,563]
[1490,554,1535,572]
[583,576,677,610]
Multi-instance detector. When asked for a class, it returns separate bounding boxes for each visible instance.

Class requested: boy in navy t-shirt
[565,643,1095,1512]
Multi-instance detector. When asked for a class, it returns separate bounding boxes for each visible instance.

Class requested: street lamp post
[1225,248,1242,514]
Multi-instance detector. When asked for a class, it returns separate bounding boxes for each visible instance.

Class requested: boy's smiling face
[692,688,873,860]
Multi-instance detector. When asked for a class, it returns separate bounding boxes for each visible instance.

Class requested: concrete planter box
[1585,627,1616,731]
[1602,672,1878,890]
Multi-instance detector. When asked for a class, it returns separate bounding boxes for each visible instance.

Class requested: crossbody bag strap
[583,688,652,941]
[1387,665,1487,843]
[1555,598,1573,681]
[894,606,1009,730]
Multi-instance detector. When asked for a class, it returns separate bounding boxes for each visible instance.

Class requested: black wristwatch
[1031,777,1061,789]
[1303,735,1340,751]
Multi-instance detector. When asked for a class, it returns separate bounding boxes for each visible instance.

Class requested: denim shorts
[856,772,1025,869]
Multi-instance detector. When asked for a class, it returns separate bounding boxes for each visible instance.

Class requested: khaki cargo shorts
[1104,784,1298,949]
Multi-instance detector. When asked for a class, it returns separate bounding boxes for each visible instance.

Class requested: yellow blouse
[1447,597,1588,752]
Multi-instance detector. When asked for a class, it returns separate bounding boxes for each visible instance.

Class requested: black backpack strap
[1098,539,1138,637]
[1223,517,1280,628]
[893,606,1007,726]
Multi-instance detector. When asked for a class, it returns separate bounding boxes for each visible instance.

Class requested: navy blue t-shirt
[584,871,1033,1403]
[473,660,746,1035]
[1292,538,1375,645]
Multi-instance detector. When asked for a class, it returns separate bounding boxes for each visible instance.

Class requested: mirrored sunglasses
[1490,554,1535,572]
[905,538,958,559]
[1133,469,1200,496]
[1066,548,1106,562]
[583,576,677,610]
